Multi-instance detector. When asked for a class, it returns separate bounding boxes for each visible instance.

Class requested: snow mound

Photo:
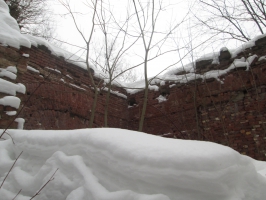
[0,128,266,200]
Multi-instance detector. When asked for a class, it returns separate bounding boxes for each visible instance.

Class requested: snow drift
[0,128,266,200]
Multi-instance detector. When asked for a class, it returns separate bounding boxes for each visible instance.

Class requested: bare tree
[4,0,56,40]
[92,0,143,127]
[92,43,143,83]
[59,0,142,127]
[59,0,100,128]
[193,0,266,43]
[131,0,181,131]
[59,0,187,129]
[114,62,143,83]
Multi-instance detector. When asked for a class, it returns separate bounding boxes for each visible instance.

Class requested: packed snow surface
[5,111,17,116]
[0,68,17,80]
[6,66,17,74]
[0,128,266,200]
[14,118,25,129]
[27,66,40,73]
[0,0,31,48]
[0,96,21,109]
[156,95,167,103]
[0,78,26,95]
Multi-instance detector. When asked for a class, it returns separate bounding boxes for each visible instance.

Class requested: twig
[12,189,22,200]
[29,168,59,200]
[0,151,23,189]
[3,131,15,145]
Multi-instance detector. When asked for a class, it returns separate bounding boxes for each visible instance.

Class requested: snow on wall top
[0,0,127,99]
[0,0,130,98]
[126,34,266,94]
[126,56,250,94]
[24,34,110,82]
[0,0,113,83]
[194,34,266,62]
[0,0,31,48]
[1,0,266,95]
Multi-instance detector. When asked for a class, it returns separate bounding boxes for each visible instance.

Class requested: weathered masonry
[0,45,128,130]
[1,36,266,160]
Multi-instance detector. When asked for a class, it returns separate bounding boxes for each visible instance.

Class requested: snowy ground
[0,128,266,200]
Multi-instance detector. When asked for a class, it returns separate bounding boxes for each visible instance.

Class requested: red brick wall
[0,45,129,130]
[127,37,266,160]
[0,45,27,129]
[23,46,129,130]
[1,38,266,160]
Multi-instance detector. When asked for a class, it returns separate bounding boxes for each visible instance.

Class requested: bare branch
[29,168,59,200]
[195,0,266,42]
[0,151,23,189]
[12,189,22,200]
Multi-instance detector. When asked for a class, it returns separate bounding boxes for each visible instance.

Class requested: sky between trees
[6,0,266,78]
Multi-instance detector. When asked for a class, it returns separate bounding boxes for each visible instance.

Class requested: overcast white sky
[46,1,194,77]
[48,0,243,79]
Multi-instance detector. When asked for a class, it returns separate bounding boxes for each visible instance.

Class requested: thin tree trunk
[89,89,98,128]
[104,84,111,127]
[138,52,149,132]
[138,83,149,132]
